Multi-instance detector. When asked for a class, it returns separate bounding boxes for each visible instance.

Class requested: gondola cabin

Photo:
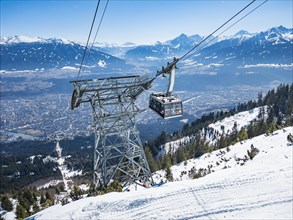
[149,93,183,119]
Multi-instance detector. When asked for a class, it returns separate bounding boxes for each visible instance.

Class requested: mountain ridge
[1,25,292,71]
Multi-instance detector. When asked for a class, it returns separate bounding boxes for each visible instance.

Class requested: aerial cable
[82,0,110,73]
[179,0,256,62]
[182,0,269,62]
[77,0,101,78]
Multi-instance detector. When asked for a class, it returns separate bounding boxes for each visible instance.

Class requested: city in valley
[0,71,269,142]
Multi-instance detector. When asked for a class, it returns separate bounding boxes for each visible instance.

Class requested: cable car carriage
[149,92,183,119]
[149,57,183,119]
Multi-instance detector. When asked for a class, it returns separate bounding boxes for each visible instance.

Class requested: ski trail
[56,141,69,191]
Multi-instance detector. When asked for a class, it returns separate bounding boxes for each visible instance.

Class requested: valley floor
[30,127,293,220]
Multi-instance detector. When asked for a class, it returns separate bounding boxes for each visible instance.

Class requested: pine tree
[18,194,30,213]
[32,204,40,213]
[257,92,263,106]
[266,107,275,125]
[16,204,26,219]
[23,190,34,205]
[59,185,65,192]
[1,196,13,211]
[45,191,51,201]
[175,147,186,164]
[238,128,248,141]
[55,187,60,195]
[70,185,82,201]
[161,154,171,170]
[267,120,277,134]
[232,122,238,134]
[287,134,293,144]
[218,134,228,149]
[145,147,158,172]
[165,166,173,182]
[88,182,97,196]
[40,194,46,205]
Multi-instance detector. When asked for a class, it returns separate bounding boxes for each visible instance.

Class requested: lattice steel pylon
[70,75,154,187]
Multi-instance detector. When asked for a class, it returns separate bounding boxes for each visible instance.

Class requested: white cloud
[242,63,293,69]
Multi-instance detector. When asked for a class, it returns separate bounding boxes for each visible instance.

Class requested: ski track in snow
[31,127,293,220]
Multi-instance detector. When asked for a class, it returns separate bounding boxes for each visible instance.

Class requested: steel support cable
[182,0,269,62]
[178,0,256,62]
[82,0,110,73]
[77,0,101,78]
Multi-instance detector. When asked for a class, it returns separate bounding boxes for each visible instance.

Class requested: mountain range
[0,36,129,72]
[0,26,292,89]
[1,26,292,70]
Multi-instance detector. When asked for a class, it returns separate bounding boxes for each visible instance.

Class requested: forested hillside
[145,83,293,172]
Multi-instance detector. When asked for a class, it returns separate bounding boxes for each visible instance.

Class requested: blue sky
[1,0,292,44]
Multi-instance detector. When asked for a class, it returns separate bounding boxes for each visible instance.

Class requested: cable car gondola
[149,57,183,119]
[149,92,183,119]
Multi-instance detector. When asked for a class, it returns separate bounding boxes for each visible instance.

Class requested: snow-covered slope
[30,127,293,220]
[164,106,266,154]
[36,142,82,191]
[208,106,265,134]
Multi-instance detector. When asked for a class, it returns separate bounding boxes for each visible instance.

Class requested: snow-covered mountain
[124,33,206,59]
[93,42,137,57]
[28,126,293,219]
[1,26,292,87]
[0,36,130,71]
[125,26,292,64]
[190,25,293,66]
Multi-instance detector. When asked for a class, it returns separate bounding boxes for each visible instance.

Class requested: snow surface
[30,127,293,220]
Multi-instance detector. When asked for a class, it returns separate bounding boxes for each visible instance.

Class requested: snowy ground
[29,127,293,220]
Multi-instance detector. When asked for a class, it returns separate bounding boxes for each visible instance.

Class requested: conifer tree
[267,120,277,134]
[175,147,186,164]
[161,154,171,170]
[238,128,248,141]
[1,196,13,211]
[16,204,26,219]
[145,147,158,172]
[45,191,51,201]
[40,194,46,205]
[33,204,40,213]
[257,92,263,106]
[70,185,82,201]
[165,166,173,182]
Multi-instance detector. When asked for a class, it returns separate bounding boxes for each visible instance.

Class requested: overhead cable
[77,0,101,77]
[82,0,110,73]
[179,0,256,62]
[182,0,269,62]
